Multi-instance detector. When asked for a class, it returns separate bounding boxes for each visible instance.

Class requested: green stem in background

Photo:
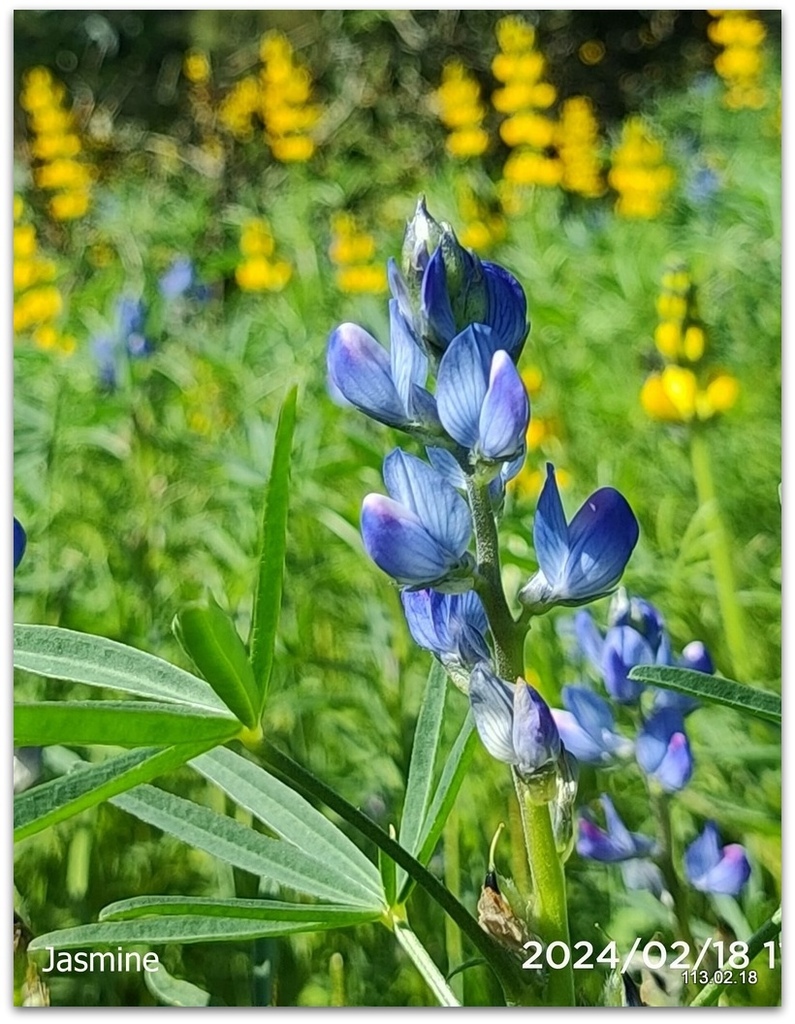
[689,428,752,682]
[391,913,461,1007]
[466,478,574,1006]
[256,739,529,1006]
[649,788,696,953]
[514,776,575,1007]
[443,807,464,1003]
[689,908,781,1007]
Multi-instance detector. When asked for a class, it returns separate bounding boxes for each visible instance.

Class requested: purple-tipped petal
[680,641,714,675]
[382,449,471,558]
[684,822,750,896]
[327,323,407,427]
[478,351,530,461]
[636,708,693,792]
[469,664,517,764]
[361,494,455,585]
[576,795,655,862]
[512,680,561,776]
[602,625,653,704]
[482,261,529,361]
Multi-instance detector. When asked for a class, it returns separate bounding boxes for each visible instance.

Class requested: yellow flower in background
[492,16,561,196]
[184,49,211,85]
[708,10,768,109]
[641,366,739,423]
[20,66,93,223]
[259,30,319,163]
[218,75,260,141]
[508,366,571,500]
[557,96,606,198]
[608,117,674,219]
[329,213,387,295]
[434,60,490,160]
[454,182,506,253]
[235,217,292,292]
[13,193,72,352]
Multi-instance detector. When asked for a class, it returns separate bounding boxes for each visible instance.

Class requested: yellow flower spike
[526,417,547,449]
[14,225,37,259]
[48,190,91,221]
[32,324,58,350]
[683,324,706,363]
[445,127,489,159]
[269,134,314,163]
[521,366,544,396]
[640,373,682,421]
[661,365,698,420]
[183,49,211,85]
[496,16,536,55]
[705,373,740,413]
[654,320,682,360]
[241,219,275,258]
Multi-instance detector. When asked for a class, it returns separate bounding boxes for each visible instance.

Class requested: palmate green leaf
[173,601,258,728]
[249,385,297,710]
[27,914,361,953]
[396,661,447,895]
[190,747,383,903]
[145,964,212,1007]
[14,740,219,842]
[14,701,239,748]
[100,895,380,926]
[628,665,781,725]
[14,625,229,715]
[111,784,384,910]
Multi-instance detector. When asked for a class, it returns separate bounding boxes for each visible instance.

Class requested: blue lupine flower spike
[361,449,474,591]
[402,589,490,692]
[519,464,640,613]
[684,822,751,896]
[14,517,27,571]
[576,795,657,862]
[469,663,561,782]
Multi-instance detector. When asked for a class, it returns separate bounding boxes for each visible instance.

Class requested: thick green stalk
[689,429,752,682]
[515,777,575,1006]
[467,478,574,1006]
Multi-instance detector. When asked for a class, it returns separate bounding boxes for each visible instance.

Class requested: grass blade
[629,665,781,725]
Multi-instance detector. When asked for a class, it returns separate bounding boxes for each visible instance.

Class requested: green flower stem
[466,478,574,1006]
[466,479,524,678]
[689,428,752,682]
[649,788,696,953]
[255,738,529,1006]
[515,775,575,1007]
[689,907,781,1007]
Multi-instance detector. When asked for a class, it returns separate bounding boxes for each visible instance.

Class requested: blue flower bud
[551,685,633,764]
[576,794,657,862]
[608,588,666,655]
[401,589,490,689]
[436,325,529,468]
[684,822,751,896]
[361,449,474,590]
[327,302,439,435]
[518,464,639,613]
[469,664,561,782]
[602,625,652,704]
[159,257,195,300]
[636,708,693,792]
[14,517,26,571]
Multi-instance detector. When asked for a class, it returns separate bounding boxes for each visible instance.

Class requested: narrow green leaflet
[14,701,239,748]
[173,601,259,728]
[393,921,461,1007]
[629,665,782,725]
[396,661,447,894]
[190,747,383,902]
[100,896,380,926]
[112,784,383,909]
[27,915,362,952]
[399,715,478,905]
[14,624,229,714]
[249,385,297,709]
[14,741,217,842]
[145,965,212,1007]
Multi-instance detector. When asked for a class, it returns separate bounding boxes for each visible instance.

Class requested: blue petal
[602,625,653,704]
[698,845,751,895]
[426,446,467,489]
[389,299,427,411]
[482,261,529,361]
[620,858,667,897]
[388,257,414,325]
[552,709,606,764]
[684,822,722,883]
[636,708,693,791]
[361,495,454,585]
[382,449,471,558]
[401,589,448,654]
[327,323,407,427]
[421,247,457,349]
[469,664,517,763]
[14,517,27,571]
[680,640,714,674]
[478,351,530,461]
[563,488,640,600]
[575,610,604,675]
[655,731,693,792]
[512,680,561,775]
[436,326,489,449]
[533,464,570,586]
